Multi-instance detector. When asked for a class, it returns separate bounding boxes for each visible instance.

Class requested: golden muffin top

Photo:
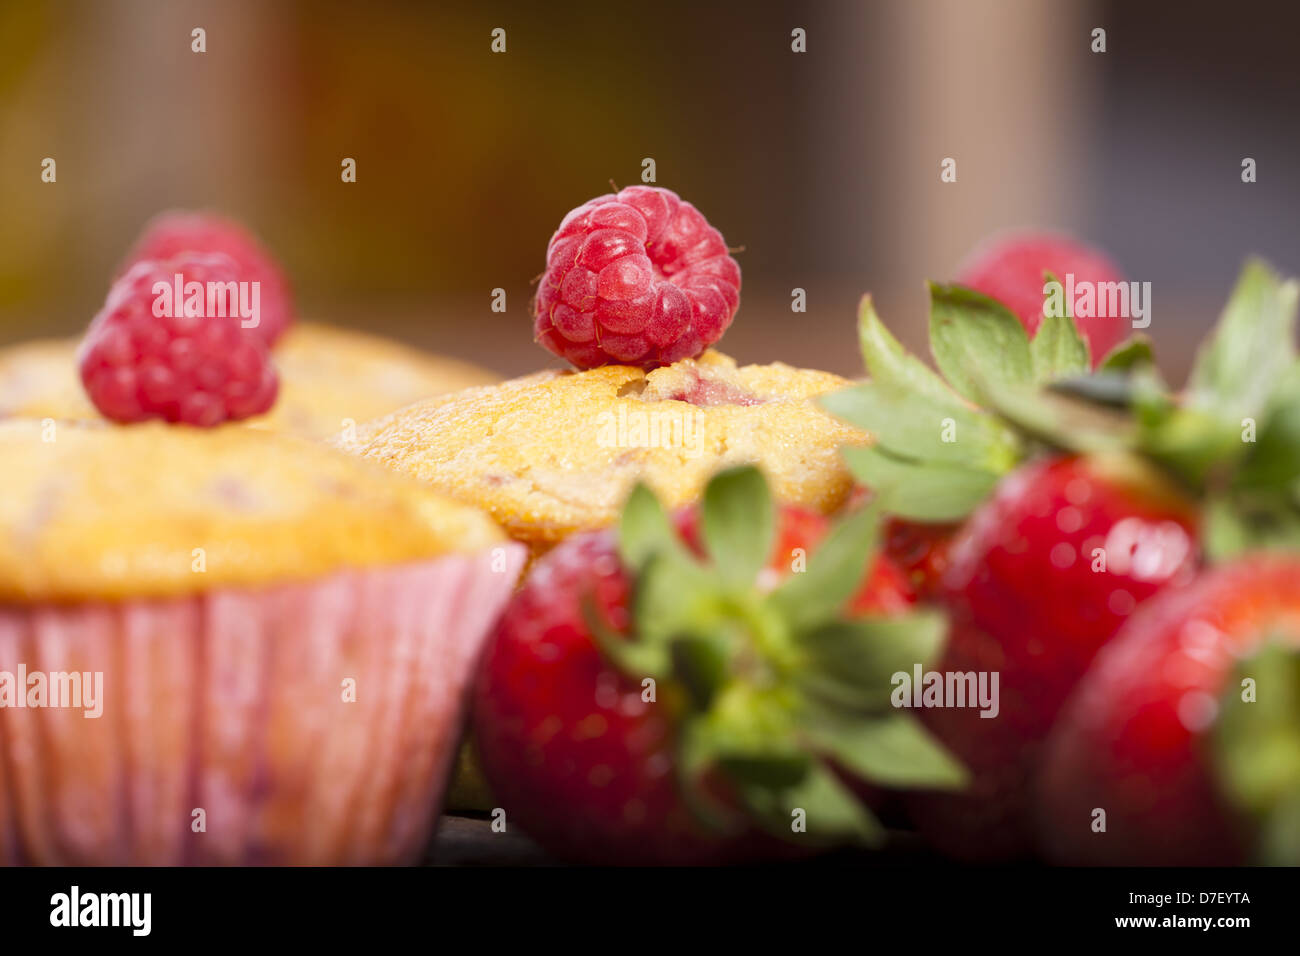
[0,322,499,440]
[335,350,869,546]
[0,419,506,603]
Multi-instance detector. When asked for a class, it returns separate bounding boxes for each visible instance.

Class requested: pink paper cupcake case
[0,544,524,865]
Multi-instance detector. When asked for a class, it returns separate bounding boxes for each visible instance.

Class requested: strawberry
[820,259,1300,861]
[906,453,1198,860]
[846,487,956,601]
[955,232,1129,365]
[471,467,965,865]
[1037,557,1300,865]
[882,515,958,600]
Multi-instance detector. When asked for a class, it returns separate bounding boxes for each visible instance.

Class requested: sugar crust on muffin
[0,419,507,602]
[335,350,869,546]
[0,323,499,440]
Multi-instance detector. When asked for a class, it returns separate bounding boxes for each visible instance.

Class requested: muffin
[335,349,868,551]
[0,322,498,440]
[0,419,524,864]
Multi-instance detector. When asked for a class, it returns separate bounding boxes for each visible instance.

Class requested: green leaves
[740,760,885,847]
[1031,273,1091,381]
[821,297,1022,522]
[803,710,967,791]
[974,379,1139,456]
[1187,258,1299,423]
[929,282,1034,401]
[824,286,1102,523]
[600,466,970,854]
[1213,642,1300,865]
[855,293,962,405]
[618,482,681,571]
[1097,334,1156,374]
[795,610,947,709]
[769,502,878,632]
[701,465,774,588]
[1130,260,1300,527]
[841,446,1002,522]
[820,380,1018,472]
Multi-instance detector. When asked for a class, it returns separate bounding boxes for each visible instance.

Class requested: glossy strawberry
[1038,557,1300,865]
[823,258,1300,863]
[955,232,1128,365]
[882,516,958,601]
[472,468,963,865]
[906,454,1199,860]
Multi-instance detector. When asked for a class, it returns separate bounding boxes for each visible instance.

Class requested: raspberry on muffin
[0,323,499,441]
[333,349,868,550]
[79,253,280,426]
[535,186,741,370]
[0,420,524,864]
[121,210,295,346]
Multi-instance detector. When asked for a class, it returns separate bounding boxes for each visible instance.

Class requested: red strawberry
[906,453,1199,860]
[843,487,955,603]
[882,516,958,601]
[955,232,1128,365]
[472,467,963,865]
[824,256,1300,863]
[1038,557,1300,865]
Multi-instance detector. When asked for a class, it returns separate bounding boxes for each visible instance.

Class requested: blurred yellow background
[1,0,1296,379]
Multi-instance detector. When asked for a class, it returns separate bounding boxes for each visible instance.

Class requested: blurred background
[0,0,1296,379]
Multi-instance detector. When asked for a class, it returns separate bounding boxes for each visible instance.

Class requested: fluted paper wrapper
[0,545,523,865]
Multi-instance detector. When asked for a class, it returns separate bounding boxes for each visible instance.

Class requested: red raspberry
[122,211,294,345]
[79,253,279,427]
[955,232,1128,365]
[534,186,741,370]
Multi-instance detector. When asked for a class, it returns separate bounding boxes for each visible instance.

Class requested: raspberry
[122,211,294,345]
[79,253,279,427]
[534,186,741,370]
[955,232,1127,365]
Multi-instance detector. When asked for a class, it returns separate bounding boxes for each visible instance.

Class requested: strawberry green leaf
[1031,272,1090,382]
[1187,258,1300,423]
[974,379,1140,456]
[795,611,947,709]
[715,750,811,790]
[687,684,808,784]
[841,445,1002,522]
[1259,792,1300,867]
[741,759,884,847]
[617,482,682,572]
[701,465,774,589]
[632,551,722,649]
[824,295,1023,524]
[1213,642,1300,865]
[821,381,1021,474]
[582,593,672,679]
[1137,406,1247,490]
[804,710,968,791]
[855,294,963,406]
[768,503,879,634]
[1202,492,1300,562]
[1235,364,1300,493]
[676,722,750,834]
[1202,496,1253,561]
[929,282,1034,403]
[1097,334,1156,374]
[670,632,732,709]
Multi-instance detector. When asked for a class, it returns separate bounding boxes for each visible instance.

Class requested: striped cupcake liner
[0,544,524,865]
